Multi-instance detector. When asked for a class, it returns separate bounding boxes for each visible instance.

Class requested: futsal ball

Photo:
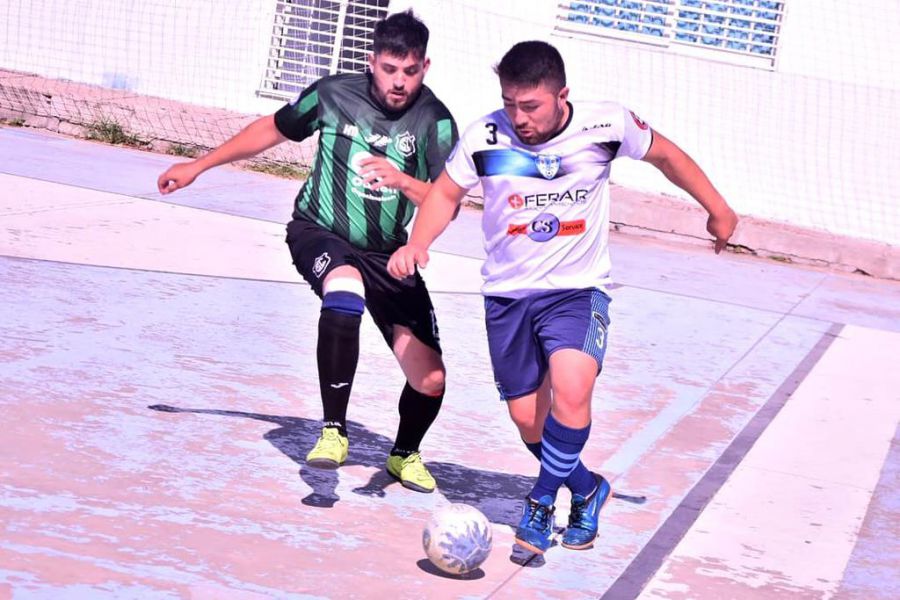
[422,503,493,575]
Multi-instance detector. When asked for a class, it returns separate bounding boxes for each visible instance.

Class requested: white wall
[1,0,898,244]
[403,0,900,245]
[776,0,900,88]
[1,0,280,115]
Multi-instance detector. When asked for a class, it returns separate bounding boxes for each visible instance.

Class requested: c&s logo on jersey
[507,213,586,242]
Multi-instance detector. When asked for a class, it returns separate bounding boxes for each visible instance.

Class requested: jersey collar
[546,101,574,144]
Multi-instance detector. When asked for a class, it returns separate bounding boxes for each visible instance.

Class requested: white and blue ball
[422,503,493,575]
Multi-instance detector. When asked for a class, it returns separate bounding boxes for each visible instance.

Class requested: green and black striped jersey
[274,73,458,252]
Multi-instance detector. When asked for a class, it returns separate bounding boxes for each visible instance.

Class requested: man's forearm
[195,115,286,172]
[657,151,729,217]
[398,175,431,206]
[409,194,459,248]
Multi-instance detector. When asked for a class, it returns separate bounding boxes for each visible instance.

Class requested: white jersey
[445,101,653,298]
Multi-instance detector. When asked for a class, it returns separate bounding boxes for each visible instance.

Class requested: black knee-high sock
[391,383,444,456]
[317,308,361,437]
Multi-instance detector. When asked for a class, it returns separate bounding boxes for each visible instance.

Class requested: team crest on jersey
[535,154,561,179]
[312,252,331,278]
[395,131,416,157]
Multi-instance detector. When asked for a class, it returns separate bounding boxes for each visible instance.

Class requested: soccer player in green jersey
[157,10,458,493]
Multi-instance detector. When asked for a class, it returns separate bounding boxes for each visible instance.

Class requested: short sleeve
[444,128,480,190]
[273,80,321,142]
[616,106,653,160]
[424,113,458,181]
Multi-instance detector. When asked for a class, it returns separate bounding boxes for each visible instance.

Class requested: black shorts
[285,218,441,353]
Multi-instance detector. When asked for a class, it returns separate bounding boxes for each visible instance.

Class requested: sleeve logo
[629,110,649,130]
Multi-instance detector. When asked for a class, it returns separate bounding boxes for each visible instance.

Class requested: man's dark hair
[373,10,429,60]
[494,41,567,91]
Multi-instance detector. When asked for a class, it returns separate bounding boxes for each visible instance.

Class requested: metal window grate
[258,0,389,101]
[556,0,786,67]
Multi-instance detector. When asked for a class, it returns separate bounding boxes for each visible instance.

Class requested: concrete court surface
[1,126,899,599]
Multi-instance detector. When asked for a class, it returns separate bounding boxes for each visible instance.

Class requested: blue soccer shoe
[562,473,612,550]
[515,495,556,554]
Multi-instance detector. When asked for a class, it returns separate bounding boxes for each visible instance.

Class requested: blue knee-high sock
[524,440,596,497]
[529,413,594,502]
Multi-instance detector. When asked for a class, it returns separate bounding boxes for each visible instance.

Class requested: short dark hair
[373,10,429,60]
[494,41,566,91]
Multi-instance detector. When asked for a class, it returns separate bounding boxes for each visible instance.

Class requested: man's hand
[388,243,430,279]
[707,207,738,254]
[359,155,407,192]
[157,162,202,195]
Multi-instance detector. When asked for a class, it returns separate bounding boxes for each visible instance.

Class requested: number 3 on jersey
[485,123,498,145]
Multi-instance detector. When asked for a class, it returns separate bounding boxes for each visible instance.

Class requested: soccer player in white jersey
[388,41,737,554]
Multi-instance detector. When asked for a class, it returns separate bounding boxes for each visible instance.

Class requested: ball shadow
[415,559,485,580]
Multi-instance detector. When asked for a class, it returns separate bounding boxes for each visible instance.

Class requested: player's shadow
[425,461,533,530]
[147,404,534,528]
[148,404,395,509]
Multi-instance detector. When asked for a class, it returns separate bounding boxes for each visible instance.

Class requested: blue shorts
[484,288,611,401]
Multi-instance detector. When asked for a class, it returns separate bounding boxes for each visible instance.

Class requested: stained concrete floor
[1,127,898,599]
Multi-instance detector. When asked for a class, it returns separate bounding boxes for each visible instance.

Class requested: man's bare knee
[410,369,446,397]
[550,390,593,429]
[508,398,544,441]
[512,418,542,442]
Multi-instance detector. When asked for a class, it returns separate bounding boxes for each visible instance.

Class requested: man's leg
[507,385,557,553]
[508,347,612,554]
[482,294,560,553]
[306,265,365,468]
[386,325,445,493]
[517,288,613,551]
[506,350,598,553]
[512,374,596,496]
[542,350,612,551]
[529,349,598,501]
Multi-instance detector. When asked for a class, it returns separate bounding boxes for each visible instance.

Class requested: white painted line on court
[0,172,483,291]
[638,324,900,598]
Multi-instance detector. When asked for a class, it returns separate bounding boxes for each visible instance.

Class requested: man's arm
[642,130,738,253]
[157,114,287,194]
[362,115,459,207]
[358,156,432,205]
[387,170,469,278]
